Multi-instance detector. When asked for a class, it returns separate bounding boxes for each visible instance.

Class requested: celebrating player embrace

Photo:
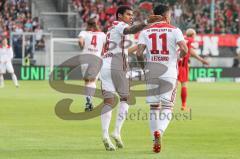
[0,37,19,88]
[99,5,160,151]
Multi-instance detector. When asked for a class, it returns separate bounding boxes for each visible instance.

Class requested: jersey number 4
[91,35,97,47]
[149,33,169,55]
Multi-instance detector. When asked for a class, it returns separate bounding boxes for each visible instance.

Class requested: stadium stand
[0,0,239,68]
[0,0,44,58]
[72,0,240,34]
[70,0,239,69]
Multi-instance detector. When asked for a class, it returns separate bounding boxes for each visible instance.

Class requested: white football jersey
[78,31,106,57]
[0,45,14,63]
[138,22,184,78]
[102,21,129,70]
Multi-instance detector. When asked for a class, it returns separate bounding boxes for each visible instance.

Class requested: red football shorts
[178,66,189,82]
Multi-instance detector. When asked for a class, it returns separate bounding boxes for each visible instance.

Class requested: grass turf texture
[0,81,240,159]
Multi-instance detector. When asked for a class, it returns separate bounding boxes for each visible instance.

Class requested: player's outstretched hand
[147,15,163,24]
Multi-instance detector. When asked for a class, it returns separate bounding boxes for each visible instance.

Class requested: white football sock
[158,108,173,136]
[11,73,19,86]
[0,74,4,87]
[149,109,160,139]
[101,104,112,139]
[85,82,96,103]
[113,101,129,136]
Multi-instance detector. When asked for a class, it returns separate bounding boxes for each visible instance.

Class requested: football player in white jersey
[99,5,162,151]
[0,37,19,88]
[78,18,106,111]
[136,4,188,153]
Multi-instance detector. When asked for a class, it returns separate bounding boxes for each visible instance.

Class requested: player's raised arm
[190,48,209,65]
[123,23,147,35]
[123,15,163,35]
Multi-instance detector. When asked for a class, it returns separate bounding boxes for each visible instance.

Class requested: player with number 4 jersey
[78,18,106,112]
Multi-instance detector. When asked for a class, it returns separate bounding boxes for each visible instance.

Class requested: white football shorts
[146,77,178,107]
[0,62,14,74]
[100,68,129,98]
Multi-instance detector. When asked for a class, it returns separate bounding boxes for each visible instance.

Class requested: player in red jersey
[178,28,209,111]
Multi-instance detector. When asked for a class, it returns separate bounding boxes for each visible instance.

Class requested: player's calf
[10,73,19,88]
[101,101,114,149]
[111,96,129,149]
[84,80,96,111]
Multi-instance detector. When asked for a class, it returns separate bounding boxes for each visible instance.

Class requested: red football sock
[181,87,187,107]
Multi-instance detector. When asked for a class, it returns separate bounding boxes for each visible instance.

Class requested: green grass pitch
[0,81,240,159]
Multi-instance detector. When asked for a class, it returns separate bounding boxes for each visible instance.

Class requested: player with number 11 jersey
[137,4,188,153]
[138,22,185,79]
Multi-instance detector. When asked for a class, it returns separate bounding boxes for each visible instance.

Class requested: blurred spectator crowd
[178,0,240,34]
[72,0,240,34]
[72,0,138,32]
[0,0,45,58]
[1,0,239,60]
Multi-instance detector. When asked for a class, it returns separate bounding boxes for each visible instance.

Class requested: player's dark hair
[116,5,132,20]
[153,4,170,16]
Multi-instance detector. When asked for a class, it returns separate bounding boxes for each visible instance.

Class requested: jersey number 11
[149,33,169,55]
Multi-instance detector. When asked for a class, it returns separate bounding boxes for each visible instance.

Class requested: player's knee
[150,104,161,109]
[120,96,129,102]
[161,104,174,110]
[89,78,96,83]
[104,98,114,106]
[181,82,187,87]
[85,78,96,83]
[84,79,90,83]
